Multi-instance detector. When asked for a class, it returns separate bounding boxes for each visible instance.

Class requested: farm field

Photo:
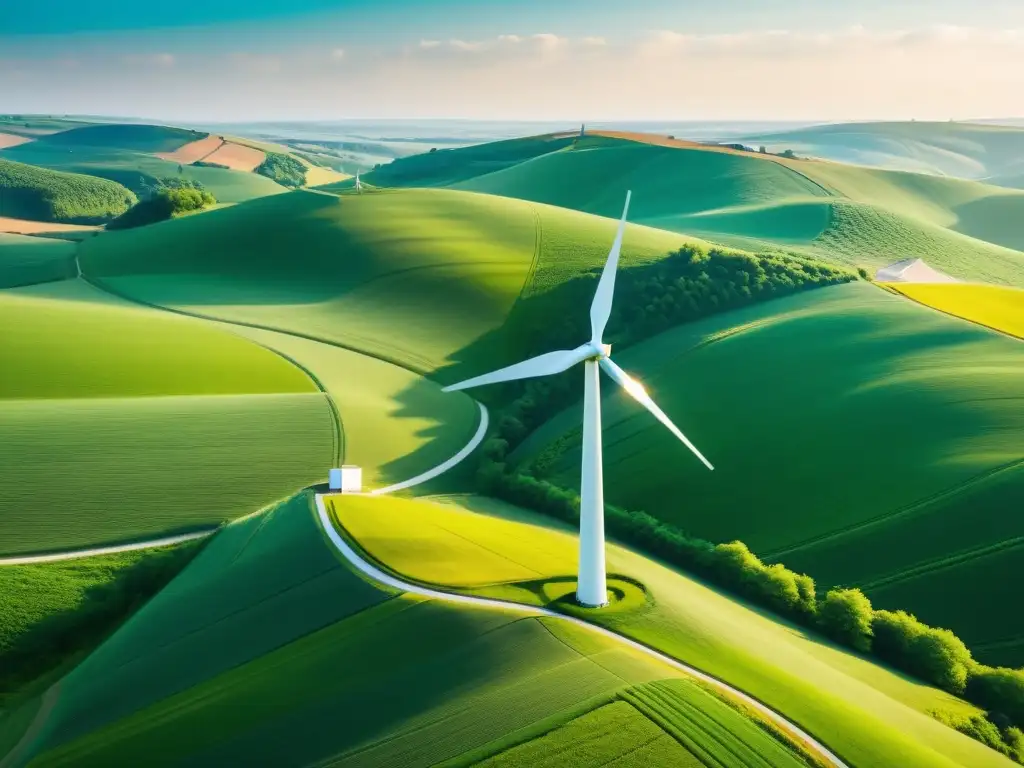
[0,281,334,555]
[514,281,1024,662]
[223,326,482,489]
[884,282,1024,340]
[1,139,287,204]
[77,187,703,376]
[7,492,790,768]
[0,233,77,288]
[327,492,1010,768]
[364,131,1024,287]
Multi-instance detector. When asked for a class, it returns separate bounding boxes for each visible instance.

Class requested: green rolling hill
[76,187,709,376]
[0,233,78,288]
[741,121,1024,183]
[361,132,1024,286]
[0,280,333,556]
[513,281,1024,665]
[6,492,817,768]
[0,124,287,204]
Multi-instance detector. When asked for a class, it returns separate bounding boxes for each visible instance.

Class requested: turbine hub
[589,343,611,359]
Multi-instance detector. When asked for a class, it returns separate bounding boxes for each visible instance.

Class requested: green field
[76,187,706,377]
[0,158,136,223]
[220,326,482,490]
[0,233,77,288]
[0,281,334,555]
[1,140,286,204]
[0,541,205,707]
[6,492,807,768]
[363,132,1024,287]
[514,282,1024,663]
[327,492,1012,768]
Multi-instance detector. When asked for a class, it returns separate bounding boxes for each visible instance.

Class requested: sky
[3,0,1024,122]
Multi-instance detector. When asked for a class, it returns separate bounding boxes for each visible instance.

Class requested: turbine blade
[443,345,592,393]
[589,190,632,344]
[599,357,714,471]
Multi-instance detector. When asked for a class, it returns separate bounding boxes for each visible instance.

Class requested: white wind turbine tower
[355,171,363,193]
[443,191,714,607]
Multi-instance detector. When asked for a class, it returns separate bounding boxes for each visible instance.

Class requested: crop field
[225,327,481,489]
[30,124,208,154]
[1,141,286,203]
[0,233,76,288]
[0,285,335,554]
[514,281,1024,661]
[0,289,317,399]
[329,494,579,588]
[19,493,703,768]
[884,282,1024,340]
[327,492,1008,768]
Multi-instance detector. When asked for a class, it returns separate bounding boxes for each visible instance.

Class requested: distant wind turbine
[442,191,714,607]
[355,171,363,193]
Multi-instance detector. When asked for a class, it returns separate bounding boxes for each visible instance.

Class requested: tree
[759,146,767,154]
[780,149,798,159]
[818,588,873,652]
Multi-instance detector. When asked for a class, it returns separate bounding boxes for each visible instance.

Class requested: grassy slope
[514,282,1024,664]
[0,233,76,288]
[742,121,1024,181]
[1,140,286,204]
[77,187,698,378]
[222,326,482,490]
[0,280,333,555]
[327,493,1012,768]
[15,493,753,768]
[370,133,1024,286]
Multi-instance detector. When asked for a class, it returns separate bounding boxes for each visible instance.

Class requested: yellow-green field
[327,493,1010,768]
[883,282,1024,340]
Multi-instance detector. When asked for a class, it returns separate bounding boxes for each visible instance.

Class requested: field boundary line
[765,456,1024,560]
[313,494,848,768]
[0,530,216,566]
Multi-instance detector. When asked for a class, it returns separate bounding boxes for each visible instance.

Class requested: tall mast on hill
[442,191,714,607]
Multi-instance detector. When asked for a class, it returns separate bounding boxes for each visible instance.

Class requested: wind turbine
[355,171,363,193]
[442,191,714,607]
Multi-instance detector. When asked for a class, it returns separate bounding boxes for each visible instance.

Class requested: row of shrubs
[480,457,1024,758]
[0,157,136,223]
[107,178,215,230]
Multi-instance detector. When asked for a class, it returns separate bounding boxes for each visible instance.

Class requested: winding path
[0,531,216,566]
[313,494,848,768]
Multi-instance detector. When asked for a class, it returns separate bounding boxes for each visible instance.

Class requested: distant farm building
[876,259,959,283]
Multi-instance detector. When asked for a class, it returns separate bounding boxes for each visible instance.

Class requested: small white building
[875,258,958,284]
[329,465,363,493]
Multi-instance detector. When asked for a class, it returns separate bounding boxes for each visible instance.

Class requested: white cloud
[330,47,346,60]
